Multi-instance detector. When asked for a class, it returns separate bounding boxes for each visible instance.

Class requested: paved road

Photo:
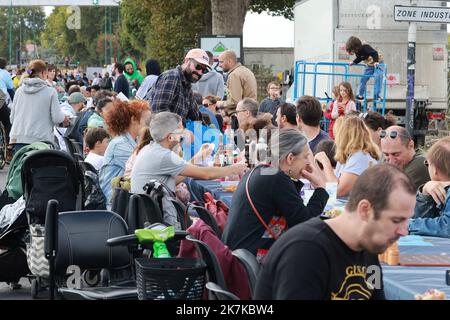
[0,165,35,300]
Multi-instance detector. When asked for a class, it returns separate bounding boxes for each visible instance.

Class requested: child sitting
[409,137,450,238]
[84,128,110,172]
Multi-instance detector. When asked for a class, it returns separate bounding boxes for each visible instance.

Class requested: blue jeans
[358,63,384,98]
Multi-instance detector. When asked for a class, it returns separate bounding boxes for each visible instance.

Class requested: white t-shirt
[335,151,378,179]
[130,142,187,194]
[85,152,104,172]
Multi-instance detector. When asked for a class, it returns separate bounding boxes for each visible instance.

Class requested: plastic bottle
[153,241,171,258]
[224,127,234,166]
[214,135,224,167]
[257,137,268,164]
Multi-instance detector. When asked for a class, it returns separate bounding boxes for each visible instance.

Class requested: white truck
[292,0,448,132]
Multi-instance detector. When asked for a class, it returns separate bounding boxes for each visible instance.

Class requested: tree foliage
[41,6,120,67]
[145,0,211,70]
[250,0,295,20]
[119,0,152,61]
[0,7,46,65]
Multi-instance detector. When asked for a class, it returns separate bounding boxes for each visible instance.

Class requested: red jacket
[178,219,252,300]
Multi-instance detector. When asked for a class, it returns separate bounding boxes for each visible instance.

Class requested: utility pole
[8,0,12,64]
[405,0,417,138]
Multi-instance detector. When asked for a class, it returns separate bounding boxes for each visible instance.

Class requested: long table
[187,179,234,208]
[382,236,450,300]
[193,179,450,300]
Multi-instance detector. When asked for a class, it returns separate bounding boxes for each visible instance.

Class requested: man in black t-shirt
[254,164,416,300]
[113,63,130,99]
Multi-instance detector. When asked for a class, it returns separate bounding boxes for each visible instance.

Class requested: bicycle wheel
[0,122,7,169]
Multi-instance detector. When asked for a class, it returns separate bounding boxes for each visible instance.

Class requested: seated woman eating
[99,99,151,203]
[315,115,380,198]
[222,128,329,260]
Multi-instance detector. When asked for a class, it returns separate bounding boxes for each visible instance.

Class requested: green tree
[0,7,46,65]
[120,0,211,70]
[250,0,295,20]
[211,0,294,35]
[146,0,211,70]
[41,6,120,67]
[119,0,152,60]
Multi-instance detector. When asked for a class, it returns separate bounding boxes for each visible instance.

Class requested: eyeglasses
[235,109,247,114]
[359,112,368,120]
[190,59,209,73]
[424,159,429,167]
[380,130,411,140]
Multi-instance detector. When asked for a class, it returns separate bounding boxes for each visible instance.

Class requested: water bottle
[153,241,171,258]
[224,127,234,166]
[257,137,268,164]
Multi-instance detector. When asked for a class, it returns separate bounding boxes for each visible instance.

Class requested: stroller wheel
[7,281,22,290]
[31,279,39,299]
[83,270,100,287]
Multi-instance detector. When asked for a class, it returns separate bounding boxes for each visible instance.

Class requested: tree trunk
[210,0,251,35]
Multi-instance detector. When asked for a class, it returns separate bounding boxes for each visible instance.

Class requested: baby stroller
[0,210,29,289]
[21,149,84,298]
[0,142,54,290]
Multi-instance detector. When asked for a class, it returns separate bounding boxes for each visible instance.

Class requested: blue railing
[293,61,388,115]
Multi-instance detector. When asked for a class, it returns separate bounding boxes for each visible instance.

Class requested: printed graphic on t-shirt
[331,265,374,300]
[261,216,287,239]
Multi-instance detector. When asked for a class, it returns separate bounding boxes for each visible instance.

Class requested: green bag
[6,142,51,200]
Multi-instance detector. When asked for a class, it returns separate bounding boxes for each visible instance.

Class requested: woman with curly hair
[99,99,151,202]
[315,115,380,198]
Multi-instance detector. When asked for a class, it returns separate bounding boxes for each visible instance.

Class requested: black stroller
[0,210,29,289]
[21,149,84,298]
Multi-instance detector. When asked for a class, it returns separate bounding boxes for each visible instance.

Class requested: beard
[184,68,202,83]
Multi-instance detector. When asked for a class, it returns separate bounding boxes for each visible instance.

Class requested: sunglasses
[380,130,411,140]
[190,59,209,73]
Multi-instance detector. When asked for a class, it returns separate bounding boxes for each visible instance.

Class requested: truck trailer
[292,0,449,136]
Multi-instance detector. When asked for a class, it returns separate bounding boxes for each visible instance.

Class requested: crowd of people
[0,35,449,301]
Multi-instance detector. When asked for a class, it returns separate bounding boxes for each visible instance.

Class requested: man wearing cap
[217,50,257,116]
[148,48,211,122]
[54,92,87,151]
[61,92,87,117]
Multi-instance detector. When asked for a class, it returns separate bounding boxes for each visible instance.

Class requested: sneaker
[356,95,364,100]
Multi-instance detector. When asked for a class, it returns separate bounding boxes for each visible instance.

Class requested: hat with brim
[185,49,212,70]
[68,92,87,104]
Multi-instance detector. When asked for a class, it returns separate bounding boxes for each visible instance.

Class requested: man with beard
[254,164,416,300]
[148,49,211,122]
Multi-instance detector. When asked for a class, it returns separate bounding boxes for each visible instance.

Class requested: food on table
[322,208,343,218]
[220,181,239,192]
[415,289,446,300]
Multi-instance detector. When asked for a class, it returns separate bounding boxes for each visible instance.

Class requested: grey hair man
[380,125,430,189]
[131,111,247,194]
